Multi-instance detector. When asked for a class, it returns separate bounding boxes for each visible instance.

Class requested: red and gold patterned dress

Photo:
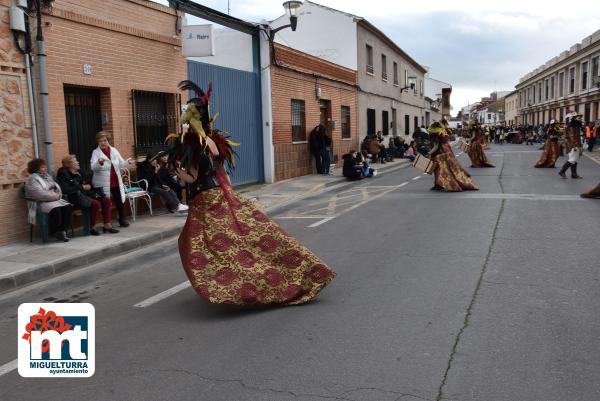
[467,128,495,168]
[431,135,478,192]
[535,128,559,168]
[178,164,335,305]
[581,183,600,199]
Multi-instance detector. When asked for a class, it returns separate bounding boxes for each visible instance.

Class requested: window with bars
[132,90,179,156]
[381,54,387,81]
[393,62,399,85]
[341,106,351,139]
[291,99,306,142]
[366,45,374,74]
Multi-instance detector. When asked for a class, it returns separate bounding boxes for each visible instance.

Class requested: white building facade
[516,29,600,125]
[272,1,433,141]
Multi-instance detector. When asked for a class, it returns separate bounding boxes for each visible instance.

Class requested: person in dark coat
[156,151,183,201]
[310,124,332,174]
[137,154,189,214]
[342,151,363,181]
[57,155,117,235]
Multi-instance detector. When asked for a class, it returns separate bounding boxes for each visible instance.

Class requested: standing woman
[90,131,135,227]
[428,122,478,192]
[534,120,560,168]
[25,158,73,242]
[466,119,494,168]
[173,81,335,305]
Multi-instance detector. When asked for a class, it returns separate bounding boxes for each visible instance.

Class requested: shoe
[54,231,69,242]
[572,175,583,179]
[119,220,130,227]
[89,228,100,236]
[103,227,119,234]
[371,170,378,177]
[177,204,189,213]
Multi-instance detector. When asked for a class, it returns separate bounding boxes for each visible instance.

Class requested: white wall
[271,2,357,70]
[187,26,254,73]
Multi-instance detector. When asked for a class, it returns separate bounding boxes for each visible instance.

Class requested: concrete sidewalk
[0,158,409,295]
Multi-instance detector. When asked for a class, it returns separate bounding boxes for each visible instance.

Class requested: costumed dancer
[172,81,335,305]
[441,119,472,178]
[580,182,600,199]
[534,120,560,168]
[428,122,478,192]
[466,119,494,168]
[558,113,583,179]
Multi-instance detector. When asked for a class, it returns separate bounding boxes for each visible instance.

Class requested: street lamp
[271,0,303,36]
[282,1,303,31]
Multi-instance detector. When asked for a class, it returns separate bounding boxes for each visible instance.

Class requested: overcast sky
[153,0,600,115]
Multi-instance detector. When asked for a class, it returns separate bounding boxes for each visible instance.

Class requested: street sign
[82,64,92,75]
[182,24,215,57]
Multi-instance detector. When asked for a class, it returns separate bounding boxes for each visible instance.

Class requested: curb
[0,225,183,295]
[263,160,410,215]
[0,159,410,295]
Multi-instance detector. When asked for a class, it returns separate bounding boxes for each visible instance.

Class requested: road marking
[412,176,421,180]
[134,281,191,308]
[385,192,584,201]
[275,215,332,219]
[0,359,17,377]
[398,182,409,188]
[308,217,335,228]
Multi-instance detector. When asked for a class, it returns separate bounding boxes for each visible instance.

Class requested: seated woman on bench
[56,155,118,235]
[25,158,73,242]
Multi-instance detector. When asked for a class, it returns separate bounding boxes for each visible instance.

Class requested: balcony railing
[366,64,374,74]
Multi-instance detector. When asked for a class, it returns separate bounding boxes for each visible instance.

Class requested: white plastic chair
[120,168,153,221]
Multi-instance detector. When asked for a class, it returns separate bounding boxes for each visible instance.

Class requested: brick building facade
[42,0,187,170]
[0,0,187,245]
[0,1,34,245]
[271,43,358,181]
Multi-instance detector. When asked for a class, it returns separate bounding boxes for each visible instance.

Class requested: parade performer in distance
[558,113,584,179]
[580,182,600,199]
[172,80,335,305]
[534,120,560,168]
[466,119,495,168]
[428,122,478,192]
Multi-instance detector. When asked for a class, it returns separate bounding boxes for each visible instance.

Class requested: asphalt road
[0,145,599,401]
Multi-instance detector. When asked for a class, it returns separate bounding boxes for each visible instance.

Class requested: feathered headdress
[166,80,240,172]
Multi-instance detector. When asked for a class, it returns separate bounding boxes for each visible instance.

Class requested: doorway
[391,108,397,136]
[367,108,376,136]
[64,86,102,171]
[404,114,410,135]
[382,110,389,135]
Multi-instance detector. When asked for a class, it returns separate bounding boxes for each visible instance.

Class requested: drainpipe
[34,0,53,171]
[25,54,39,158]
[259,28,275,183]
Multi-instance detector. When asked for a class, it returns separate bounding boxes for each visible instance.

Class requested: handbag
[412,154,434,175]
[88,187,106,200]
